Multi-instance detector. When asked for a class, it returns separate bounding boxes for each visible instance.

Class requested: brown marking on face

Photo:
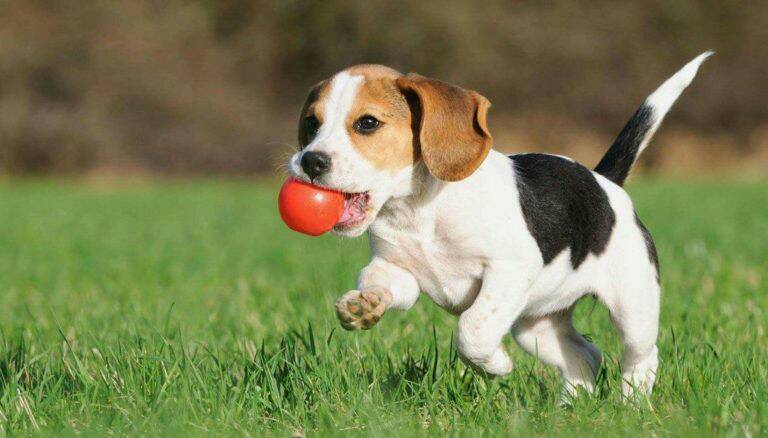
[297,80,330,148]
[340,65,420,174]
[346,64,402,80]
[297,64,492,179]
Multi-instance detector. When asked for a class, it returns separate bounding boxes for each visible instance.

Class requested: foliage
[1,1,766,174]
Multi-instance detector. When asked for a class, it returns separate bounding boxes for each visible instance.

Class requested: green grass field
[0,178,766,436]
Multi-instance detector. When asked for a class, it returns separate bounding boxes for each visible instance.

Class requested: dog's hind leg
[606,276,661,398]
[513,308,602,400]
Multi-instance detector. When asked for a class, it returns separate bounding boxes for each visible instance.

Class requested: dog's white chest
[370,221,484,314]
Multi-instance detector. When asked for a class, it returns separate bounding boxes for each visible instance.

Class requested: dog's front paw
[335,289,392,331]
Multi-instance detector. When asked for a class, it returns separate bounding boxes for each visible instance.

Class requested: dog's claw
[335,289,392,331]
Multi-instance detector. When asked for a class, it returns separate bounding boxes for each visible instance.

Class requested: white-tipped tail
[641,51,714,154]
[594,52,712,186]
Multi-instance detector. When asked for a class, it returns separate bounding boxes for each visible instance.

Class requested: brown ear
[396,74,492,181]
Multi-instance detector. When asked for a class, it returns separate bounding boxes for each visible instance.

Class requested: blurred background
[1,0,766,177]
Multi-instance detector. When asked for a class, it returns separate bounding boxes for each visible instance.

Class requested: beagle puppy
[287,53,711,399]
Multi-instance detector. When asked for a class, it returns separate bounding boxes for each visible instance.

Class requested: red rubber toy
[278,179,345,236]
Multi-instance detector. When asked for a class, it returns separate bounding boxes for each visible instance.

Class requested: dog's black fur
[635,213,660,280]
[510,92,665,272]
[593,103,654,187]
[511,153,616,269]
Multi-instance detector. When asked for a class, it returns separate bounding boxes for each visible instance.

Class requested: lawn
[0,178,766,436]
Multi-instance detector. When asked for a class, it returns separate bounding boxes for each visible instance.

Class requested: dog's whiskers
[265,141,300,152]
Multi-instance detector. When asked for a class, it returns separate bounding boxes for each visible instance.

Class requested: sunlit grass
[0,178,766,435]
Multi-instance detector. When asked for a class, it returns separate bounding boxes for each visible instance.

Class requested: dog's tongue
[338,205,354,223]
[337,194,365,225]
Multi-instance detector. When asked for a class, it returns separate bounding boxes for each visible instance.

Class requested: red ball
[278,179,345,236]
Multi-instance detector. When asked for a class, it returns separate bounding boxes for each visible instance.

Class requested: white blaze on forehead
[297,71,383,194]
[315,72,364,142]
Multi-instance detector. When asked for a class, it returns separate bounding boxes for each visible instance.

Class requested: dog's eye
[353,115,381,134]
[304,116,320,143]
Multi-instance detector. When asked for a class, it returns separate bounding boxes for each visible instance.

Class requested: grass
[0,177,766,436]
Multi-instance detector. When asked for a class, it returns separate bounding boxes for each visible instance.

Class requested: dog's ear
[396,74,492,181]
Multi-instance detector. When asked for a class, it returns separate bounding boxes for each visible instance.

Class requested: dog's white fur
[289,53,711,399]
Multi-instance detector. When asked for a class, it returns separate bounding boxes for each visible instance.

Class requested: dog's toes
[361,291,380,307]
[335,289,389,331]
[358,316,376,330]
[336,310,354,324]
[346,298,365,316]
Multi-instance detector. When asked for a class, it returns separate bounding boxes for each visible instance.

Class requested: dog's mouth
[335,191,370,230]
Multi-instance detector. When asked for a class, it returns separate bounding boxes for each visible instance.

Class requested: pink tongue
[338,198,363,224]
[339,205,354,223]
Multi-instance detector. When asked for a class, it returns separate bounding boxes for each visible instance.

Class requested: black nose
[300,151,332,180]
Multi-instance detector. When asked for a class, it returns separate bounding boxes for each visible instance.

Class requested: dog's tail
[594,52,713,186]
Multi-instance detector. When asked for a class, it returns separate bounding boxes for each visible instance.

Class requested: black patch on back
[635,213,660,281]
[593,103,653,186]
[511,154,616,269]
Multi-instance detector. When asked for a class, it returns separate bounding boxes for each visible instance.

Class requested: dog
[287,52,711,399]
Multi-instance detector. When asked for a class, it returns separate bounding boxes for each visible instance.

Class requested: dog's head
[288,64,492,237]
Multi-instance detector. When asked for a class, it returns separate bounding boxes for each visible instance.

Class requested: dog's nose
[300,151,332,180]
